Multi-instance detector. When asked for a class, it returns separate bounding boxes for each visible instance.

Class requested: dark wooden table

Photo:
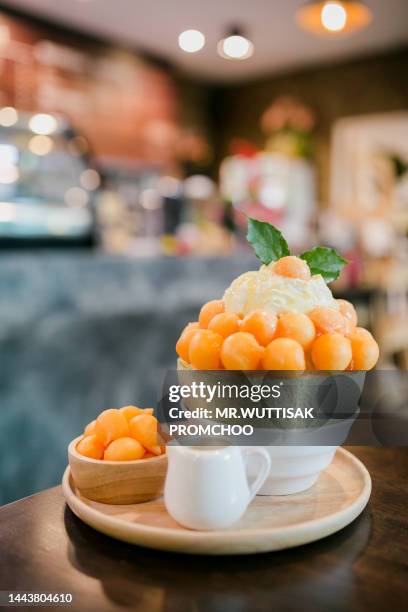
[0,447,407,612]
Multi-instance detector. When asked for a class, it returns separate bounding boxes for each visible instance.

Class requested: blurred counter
[0,252,257,504]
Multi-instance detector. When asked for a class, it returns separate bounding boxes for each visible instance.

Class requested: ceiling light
[29,113,58,135]
[218,27,254,60]
[321,2,347,30]
[178,29,205,53]
[0,106,18,127]
[296,1,372,36]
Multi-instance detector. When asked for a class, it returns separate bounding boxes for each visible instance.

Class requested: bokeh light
[321,2,347,31]
[80,169,101,191]
[218,35,254,60]
[28,135,54,156]
[0,107,18,127]
[64,187,90,207]
[178,30,205,53]
[29,113,58,135]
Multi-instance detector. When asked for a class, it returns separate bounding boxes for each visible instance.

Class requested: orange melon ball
[221,332,264,370]
[94,408,129,446]
[119,405,153,421]
[184,321,200,332]
[129,414,158,451]
[176,328,199,363]
[188,329,223,370]
[272,256,311,281]
[337,299,357,329]
[208,312,241,338]
[348,328,379,370]
[148,445,163,456]
[104,437,145,461]
[342,317,355,336]
[199,299,225,329]
[261,338,305,370]
[120,405,141,421]
[240,310,277,346]
[276,312,316,350]
[308,306,347,335]
[311,333,352,371]
[347,326,373,341]
[77,435,104,460]
[83,419,96,437]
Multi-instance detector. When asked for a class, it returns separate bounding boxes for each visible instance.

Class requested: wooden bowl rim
[68,435,167,467]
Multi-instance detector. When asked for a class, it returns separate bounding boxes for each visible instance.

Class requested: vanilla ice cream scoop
[223,263,338,317]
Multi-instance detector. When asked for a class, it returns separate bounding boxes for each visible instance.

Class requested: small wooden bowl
[68,436,168,505]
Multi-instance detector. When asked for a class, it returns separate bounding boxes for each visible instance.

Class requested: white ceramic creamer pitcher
[164,446,271,530]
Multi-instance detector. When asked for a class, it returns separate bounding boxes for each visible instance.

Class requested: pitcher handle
[242,447,271,501]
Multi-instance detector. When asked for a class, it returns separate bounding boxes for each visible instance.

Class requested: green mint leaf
[300,246,347,283]
[247,218,290,265]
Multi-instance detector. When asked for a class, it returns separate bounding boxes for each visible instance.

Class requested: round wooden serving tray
[62,448,371,555]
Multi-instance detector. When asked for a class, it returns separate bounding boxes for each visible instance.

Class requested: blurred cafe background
[0,0,407,503]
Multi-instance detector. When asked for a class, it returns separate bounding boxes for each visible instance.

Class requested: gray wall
[0,252,257,504]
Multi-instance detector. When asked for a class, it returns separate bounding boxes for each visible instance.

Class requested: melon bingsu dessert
[176,218,379,372]
[175,219,378,495]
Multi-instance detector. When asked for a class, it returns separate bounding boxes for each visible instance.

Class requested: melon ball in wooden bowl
[68,406,167,504]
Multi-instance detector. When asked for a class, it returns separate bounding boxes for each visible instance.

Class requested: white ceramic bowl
[246,445,337,495]
[176,360,362,495]
[246,408,359,495]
